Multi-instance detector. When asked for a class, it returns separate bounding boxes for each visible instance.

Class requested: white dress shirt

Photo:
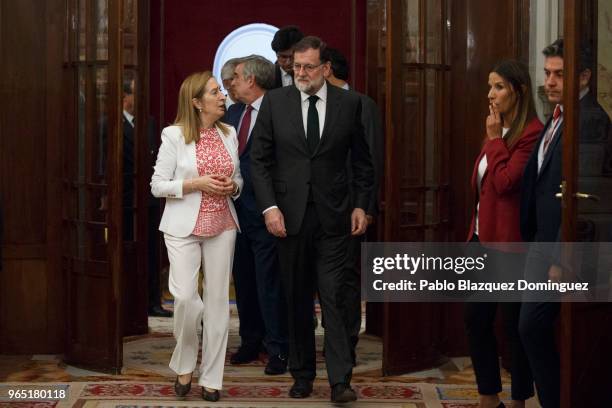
[123,110,134,127]
[300,81,327,138]
[236,94,264,141]
[280,67,293,87]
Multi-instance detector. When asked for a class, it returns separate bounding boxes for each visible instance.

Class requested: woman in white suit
[151,71,242,402]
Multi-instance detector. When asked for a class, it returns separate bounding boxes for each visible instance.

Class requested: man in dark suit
[519,39,610,408]
[223,55,288,375]
[321,47,383,365]
[122,78,171,318]
[271,25,303,89]
[251,36,374,403]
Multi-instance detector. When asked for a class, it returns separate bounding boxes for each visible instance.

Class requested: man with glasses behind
[250,36,373,403]
[271,25,303,88]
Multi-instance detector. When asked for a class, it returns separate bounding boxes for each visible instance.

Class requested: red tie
[543,104,562,155]
[237,105,253,156]
[553,104,561,119]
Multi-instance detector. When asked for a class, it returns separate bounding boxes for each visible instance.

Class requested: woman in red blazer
[464,60,543,408]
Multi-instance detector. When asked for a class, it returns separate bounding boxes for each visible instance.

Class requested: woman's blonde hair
[174,71,230,144]
[490,60,537,148]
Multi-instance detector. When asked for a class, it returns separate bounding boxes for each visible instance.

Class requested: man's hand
[264,208,287,238]
[351,208,368,236]
[548,264,562,283]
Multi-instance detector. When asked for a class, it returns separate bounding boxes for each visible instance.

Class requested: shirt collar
[123,110,134,125]
[341,82,350,90]
[279,66,290,77]
[300,81,328,103]
[250,94,264,111]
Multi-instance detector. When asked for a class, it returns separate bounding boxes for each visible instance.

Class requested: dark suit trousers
[465,300,534,400]
[342,234,363,355]
[464,237,534,400]
[233,201,287,356]
[278,203,353,386]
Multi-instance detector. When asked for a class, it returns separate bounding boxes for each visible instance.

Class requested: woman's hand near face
[486,104,503,140]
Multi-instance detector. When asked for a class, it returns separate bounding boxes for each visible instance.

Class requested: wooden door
[380,0,453,374]
[559,1,612,406]
[63,0,123,372]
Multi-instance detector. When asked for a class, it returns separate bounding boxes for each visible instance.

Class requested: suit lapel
[538,119,562,179]
[319,83,341,154]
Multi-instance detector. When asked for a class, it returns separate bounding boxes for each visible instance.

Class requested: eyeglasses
[292,63,323,74]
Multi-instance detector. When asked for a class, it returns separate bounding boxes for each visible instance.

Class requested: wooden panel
[0,0,66,354]
[0,261,48,353]
[0,0,46,245]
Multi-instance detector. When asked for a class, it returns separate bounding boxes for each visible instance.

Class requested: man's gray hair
[239,55,275,90]
[221,57,243,80]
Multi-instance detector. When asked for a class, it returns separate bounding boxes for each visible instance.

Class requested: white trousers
[164,229,236,390]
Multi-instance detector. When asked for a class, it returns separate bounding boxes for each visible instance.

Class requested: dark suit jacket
[520,93,611,243]
[273,64,284,89]
[223,102,260,211]
[344,91,383,216]
[468,118,542,244]
[250,83,374,235]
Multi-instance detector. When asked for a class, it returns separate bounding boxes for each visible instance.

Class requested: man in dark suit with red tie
[250,36,373,403]
[224,55,288,375]
[519,39,611,408]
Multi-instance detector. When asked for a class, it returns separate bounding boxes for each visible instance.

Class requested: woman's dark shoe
[174,375,192,397]
[202,387,220,402]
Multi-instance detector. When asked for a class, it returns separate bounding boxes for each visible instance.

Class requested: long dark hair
[490,60,537,148]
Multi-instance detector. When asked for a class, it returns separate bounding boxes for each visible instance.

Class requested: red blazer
[467,118,543,248]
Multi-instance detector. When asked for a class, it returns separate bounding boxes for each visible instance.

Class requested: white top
[280,67,293,87]
[474,127,509,235]
[300,81,327,138]
[123,110,134,127]
[236,94,264,141]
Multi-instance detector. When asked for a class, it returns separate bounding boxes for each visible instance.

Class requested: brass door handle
[575,192,600,201]
[555,192,600,201]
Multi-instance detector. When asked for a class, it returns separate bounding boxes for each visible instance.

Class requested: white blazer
[151,124,243,238]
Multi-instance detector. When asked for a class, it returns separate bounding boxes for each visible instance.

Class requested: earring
[198,108,203,113]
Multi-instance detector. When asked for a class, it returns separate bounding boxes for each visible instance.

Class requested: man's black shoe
[264,354,287,375]
[289,379,313,398]
[149,305,173,317]
[230,346,260,365]
[331,383,357,403]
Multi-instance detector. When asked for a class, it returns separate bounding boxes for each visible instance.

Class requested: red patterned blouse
[191,127,236,237]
